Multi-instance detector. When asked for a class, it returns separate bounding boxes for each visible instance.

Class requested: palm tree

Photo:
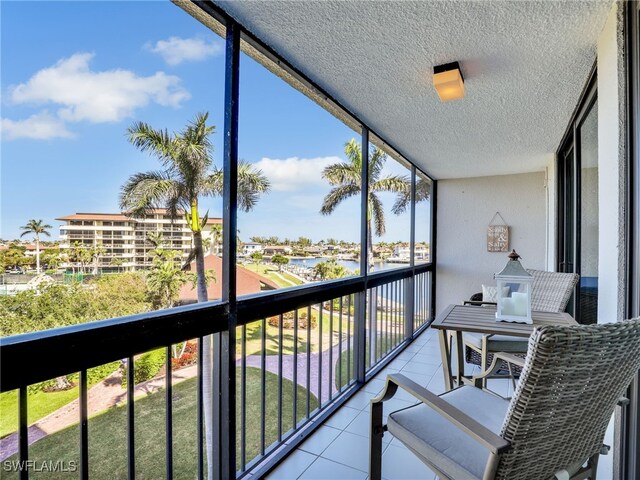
[391,176,431,214]
[146,260,187,310]
[20,219,52,274]
[320,139,409,264]
[120,112,269,480]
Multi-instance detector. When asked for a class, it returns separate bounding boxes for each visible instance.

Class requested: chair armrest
[472,352,525,388]
[372,373,511,454]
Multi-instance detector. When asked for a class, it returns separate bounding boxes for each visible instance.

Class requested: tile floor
[266,326,614,480]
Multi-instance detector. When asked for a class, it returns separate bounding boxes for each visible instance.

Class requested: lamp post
[495,250,533,324]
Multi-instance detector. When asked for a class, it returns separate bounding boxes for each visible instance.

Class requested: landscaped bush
[26,361,121,394]
[121,348,166,388]
[267,310,316,329]
[171,341,198,369]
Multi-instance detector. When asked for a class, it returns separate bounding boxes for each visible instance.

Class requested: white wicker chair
[464,269,580,381]
[370,318,640,480]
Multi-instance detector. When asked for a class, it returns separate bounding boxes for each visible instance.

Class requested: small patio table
[431,304,577,390]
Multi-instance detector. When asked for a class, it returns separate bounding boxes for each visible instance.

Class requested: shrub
[267,310,316,329]
[121,348,165,388]
[171,341,198,369]
[26,361,120,394]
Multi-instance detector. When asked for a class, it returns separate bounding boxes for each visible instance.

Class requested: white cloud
[145,36,223,66]
[1,111,74,141]
[253,156,341,192]
[9,52,190,123]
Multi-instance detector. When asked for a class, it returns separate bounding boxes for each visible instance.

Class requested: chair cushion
[387,386,509,480]
[465,332,528,353]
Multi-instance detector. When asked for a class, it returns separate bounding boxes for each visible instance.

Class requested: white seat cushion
[387,386,509,480]
[465,332,528,353]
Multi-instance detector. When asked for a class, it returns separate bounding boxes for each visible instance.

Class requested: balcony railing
[0,263,432,479]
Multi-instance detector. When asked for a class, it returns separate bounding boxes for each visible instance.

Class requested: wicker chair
[370,318,640,480]
[464,269,579,379]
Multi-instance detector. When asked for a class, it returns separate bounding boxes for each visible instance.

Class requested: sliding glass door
[557,73,598,324]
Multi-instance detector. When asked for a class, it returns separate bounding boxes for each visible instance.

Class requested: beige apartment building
[56,210,221,272]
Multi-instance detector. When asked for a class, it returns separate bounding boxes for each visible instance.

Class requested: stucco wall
[435,172,547,312]
[597,2,626,324]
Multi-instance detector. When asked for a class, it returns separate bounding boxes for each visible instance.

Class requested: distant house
[393,245,410,258]
[179,255,279,303]
[263,246,292,256]
[242,242,263,256]
[303,246,323,256]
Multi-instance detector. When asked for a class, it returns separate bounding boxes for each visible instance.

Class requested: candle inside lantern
[512,292,528,317]
[501,297,515,316]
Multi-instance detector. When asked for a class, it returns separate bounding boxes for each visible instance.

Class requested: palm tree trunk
[35,236,41,274]
[194,218,214,480]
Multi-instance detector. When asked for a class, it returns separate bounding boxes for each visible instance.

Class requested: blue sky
[1,1,428,243]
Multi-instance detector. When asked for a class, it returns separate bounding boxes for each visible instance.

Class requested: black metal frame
[621,2,640,478]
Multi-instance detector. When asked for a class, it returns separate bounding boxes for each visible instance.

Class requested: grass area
[0,388,81,438]
[238,308,353,358]
[2,368,317,479]
[336,327,404,389]
[0,362,121,438]
[241,263,304,288]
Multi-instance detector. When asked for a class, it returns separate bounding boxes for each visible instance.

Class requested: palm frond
[368,147,387,180]
[343,139,361,166]
[321,162,361,186]
[370,193,386,237]
[238,161,270,211]
[371,175,411,195]
[320,184,360,215]
[127,122,175,165]
[119,171,181,218]
[392,177,431,214]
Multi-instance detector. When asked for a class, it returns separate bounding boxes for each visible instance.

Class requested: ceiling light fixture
[433,62,465,102]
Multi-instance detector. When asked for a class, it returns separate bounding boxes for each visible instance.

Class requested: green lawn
[0,362,121,438]
[242,263,303,288]
[2,368,317,479]
[336,327,404,389]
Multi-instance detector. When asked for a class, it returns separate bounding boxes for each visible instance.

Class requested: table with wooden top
[431,304,577,390]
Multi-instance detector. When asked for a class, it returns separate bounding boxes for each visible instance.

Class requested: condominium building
[56,210,222,272]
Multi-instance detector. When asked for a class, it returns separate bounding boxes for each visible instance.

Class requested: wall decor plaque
[487,213,509,252]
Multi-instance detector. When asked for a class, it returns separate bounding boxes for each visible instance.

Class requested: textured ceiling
[214,0,612,179]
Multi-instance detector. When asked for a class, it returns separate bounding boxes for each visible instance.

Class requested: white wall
[597,1,626,324]
[436,172,547,312]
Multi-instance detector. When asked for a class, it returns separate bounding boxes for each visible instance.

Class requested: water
[288,257,403,273]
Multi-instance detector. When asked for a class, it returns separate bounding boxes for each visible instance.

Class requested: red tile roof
[179,255,279,302]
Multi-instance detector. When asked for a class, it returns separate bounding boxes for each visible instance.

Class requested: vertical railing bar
[394,281,398,346]
[357,126,370,383]
[293,309,298,428]
[18,386,27,480]
[166,347,173,480]
[338,296,343,392]
[127,355,135,480]
[347,294,352,384]
[384,283,389,354]
[329,298,334,401]
[318,303,323,408]
[80,369,88,480]
[277,314,283,441]
[197,338,204,480]
[241,324,247,471]
[306,305,311,418]
[260,318,266,456]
